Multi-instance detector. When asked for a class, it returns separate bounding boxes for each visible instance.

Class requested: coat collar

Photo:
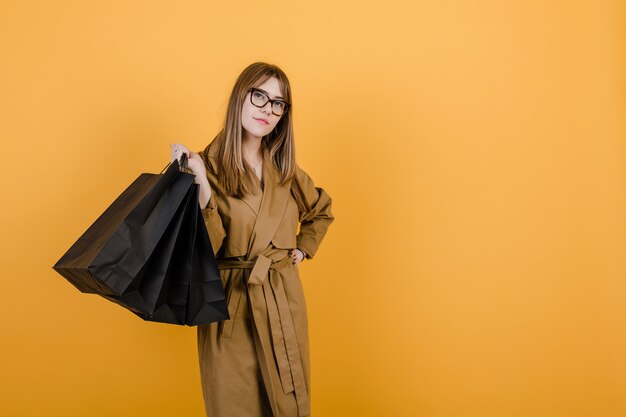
[246,157,291,257]
[205,140,291,258]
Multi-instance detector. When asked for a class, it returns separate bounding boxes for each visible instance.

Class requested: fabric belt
[216,254,309,417]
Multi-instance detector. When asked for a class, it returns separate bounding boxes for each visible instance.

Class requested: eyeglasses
[247,88,291,116]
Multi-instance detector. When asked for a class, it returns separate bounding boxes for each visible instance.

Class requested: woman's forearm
[195,174,212,209]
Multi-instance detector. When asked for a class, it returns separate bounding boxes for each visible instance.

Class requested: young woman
[170,62,334,417]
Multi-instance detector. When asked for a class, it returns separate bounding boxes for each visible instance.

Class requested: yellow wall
[1,1,625,416]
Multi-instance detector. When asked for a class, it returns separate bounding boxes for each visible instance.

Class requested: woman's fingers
[170,143,190,162]
[170,143,180,162]
[289,249,303,265]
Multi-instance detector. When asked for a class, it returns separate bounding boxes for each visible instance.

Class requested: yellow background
[1,1,625,416]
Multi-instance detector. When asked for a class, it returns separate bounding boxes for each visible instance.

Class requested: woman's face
[241,76,285,140]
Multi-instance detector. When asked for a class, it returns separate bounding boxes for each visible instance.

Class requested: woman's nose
[261,102,272,114]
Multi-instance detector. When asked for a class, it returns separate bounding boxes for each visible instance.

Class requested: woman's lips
[254,117,269,125]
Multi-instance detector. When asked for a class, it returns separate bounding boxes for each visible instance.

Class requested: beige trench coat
[197,141,334,417]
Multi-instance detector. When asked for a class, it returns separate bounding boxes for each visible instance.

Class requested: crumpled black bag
[52,154,229,326]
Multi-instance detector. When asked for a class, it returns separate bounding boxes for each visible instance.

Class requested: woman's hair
[200,61,311,213]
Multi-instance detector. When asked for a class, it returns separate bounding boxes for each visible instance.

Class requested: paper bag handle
[159,151,189,174]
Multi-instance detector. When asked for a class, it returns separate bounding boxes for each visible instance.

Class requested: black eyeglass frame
[247,87,291,116]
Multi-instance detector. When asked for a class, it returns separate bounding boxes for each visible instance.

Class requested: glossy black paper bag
[108,182,228,325]
[52,156,229,326]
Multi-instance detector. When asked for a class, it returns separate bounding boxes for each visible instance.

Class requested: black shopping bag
[52,154,229,326]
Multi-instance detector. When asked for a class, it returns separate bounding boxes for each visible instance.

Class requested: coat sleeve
[295,165,335,260]
[200,181,226,256]
[198,151,226,255]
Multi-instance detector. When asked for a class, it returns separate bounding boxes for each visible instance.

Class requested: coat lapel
[240,186,262,216]
[240,148,268,216]
[246,158,291,258]
[207,140,262,216]
[205,139,291,258]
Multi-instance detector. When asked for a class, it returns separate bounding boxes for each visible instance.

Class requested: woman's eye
[275,102,285,109]
[253,92,265,100]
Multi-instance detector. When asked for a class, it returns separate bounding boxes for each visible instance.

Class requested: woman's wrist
[194,171,209,185]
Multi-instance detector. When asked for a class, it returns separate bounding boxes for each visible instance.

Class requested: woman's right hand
[171,143,213,209]
[170,143,190,164]
[170,143,207,180]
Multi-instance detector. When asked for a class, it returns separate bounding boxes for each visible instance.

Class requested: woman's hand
[170,143,207,182]
[289,248,305,266]
[171,143,213,208]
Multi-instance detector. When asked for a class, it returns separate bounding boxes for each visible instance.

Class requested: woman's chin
[243,126,270,140]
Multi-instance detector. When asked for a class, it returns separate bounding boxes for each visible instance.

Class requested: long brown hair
[200,62,311,213]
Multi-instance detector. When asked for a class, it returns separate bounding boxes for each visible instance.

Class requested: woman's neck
[242,134,263,163]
